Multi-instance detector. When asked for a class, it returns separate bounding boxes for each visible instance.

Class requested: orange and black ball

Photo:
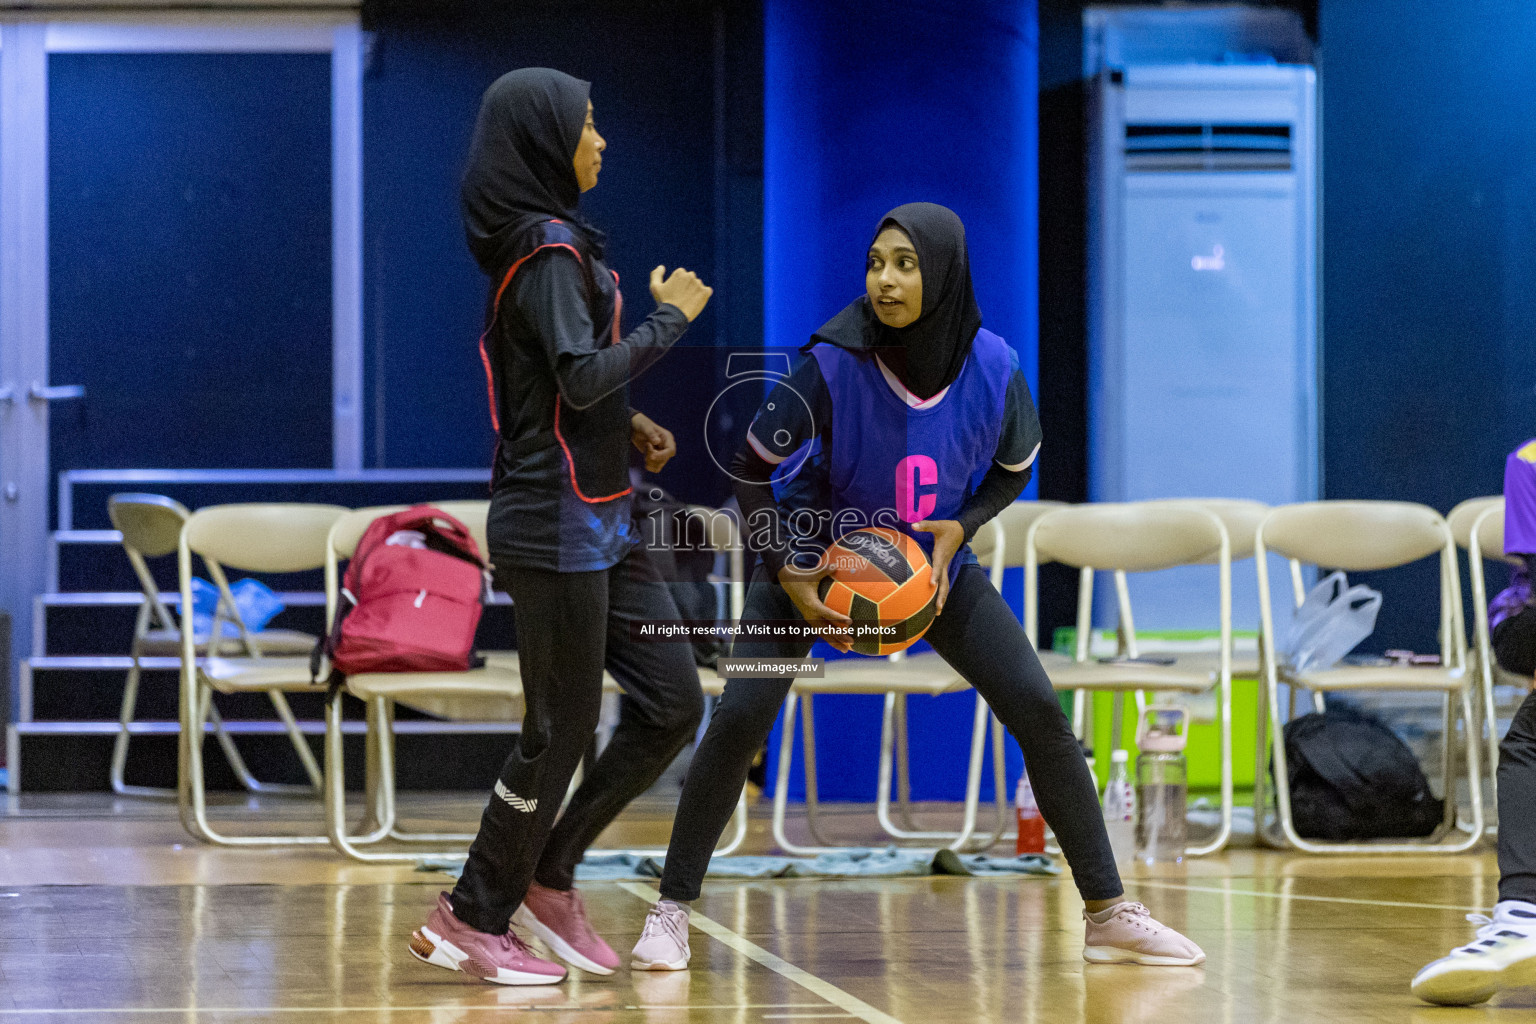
[817,527,939,656]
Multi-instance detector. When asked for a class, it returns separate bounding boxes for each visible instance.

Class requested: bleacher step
[13,719,520,736]
[53,529,122,544]
[29,655,179,671]
[39,591,328,608]
[9,721,521,794]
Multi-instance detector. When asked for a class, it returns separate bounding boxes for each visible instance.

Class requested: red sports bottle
[1015,771,1046,854]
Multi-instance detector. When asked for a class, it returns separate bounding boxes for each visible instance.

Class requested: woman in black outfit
[408,67,713,987]
[630,203,1204,972]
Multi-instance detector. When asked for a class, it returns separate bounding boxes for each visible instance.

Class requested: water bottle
[1015,769,1045,855]
[1135,706,1189,864]
[1102,749,1136,866]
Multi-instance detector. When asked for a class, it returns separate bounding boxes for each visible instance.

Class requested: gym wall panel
[764,0,1039,801]
[48,52,333,472]
[1319,0,1536,652]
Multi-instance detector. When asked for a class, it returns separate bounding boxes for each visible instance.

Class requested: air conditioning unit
[1087,63,1317,629]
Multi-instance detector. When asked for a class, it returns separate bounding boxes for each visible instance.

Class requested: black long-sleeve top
[486,248,689,572]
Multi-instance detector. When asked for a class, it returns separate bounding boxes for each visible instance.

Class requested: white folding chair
[769,660,971,855]
[873,500,1070,850]
[177,503,349,846]
[109,493,318,798]
[324,501,748,863]
[1081,499,1269,787]
[1252,500,1483,854]
[1453,498,1517,813]
[1024,502,1235,856]
[1137,498,1270,679]
[321,502,524,863]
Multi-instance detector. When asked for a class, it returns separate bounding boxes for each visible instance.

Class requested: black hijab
[461,67,605,275]
[808,202,982,400]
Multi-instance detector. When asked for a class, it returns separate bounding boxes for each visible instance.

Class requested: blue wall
[764,0,1040,801]
[765,0,1040,380]
[48,5,755,509]
[50,54,333,472]
[1319,0,1536,651]
[363,1,738,501]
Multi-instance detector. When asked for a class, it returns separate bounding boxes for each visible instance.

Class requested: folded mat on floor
[420,847,1057,881]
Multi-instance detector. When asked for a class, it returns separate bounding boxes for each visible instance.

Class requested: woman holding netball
[631,202,1204,970]
[408,68,713,985]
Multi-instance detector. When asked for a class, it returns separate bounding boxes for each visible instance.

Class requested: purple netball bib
[810,328,1011,579]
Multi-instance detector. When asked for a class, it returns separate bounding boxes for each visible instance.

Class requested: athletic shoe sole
[1412,953,1536,1006]
[1083,945,1206,967]
[408,926,565,986]
[511,903,617,976]
[631,955,691,971]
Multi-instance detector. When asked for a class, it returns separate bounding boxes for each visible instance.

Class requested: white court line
[0,1012,590,1018]
[617,881,907,1024]
[0,1006,824,1017]
[637,1006,828,1011]
[1132,878,1486,913]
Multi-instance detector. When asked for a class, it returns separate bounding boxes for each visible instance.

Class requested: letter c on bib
[895,455,939,522]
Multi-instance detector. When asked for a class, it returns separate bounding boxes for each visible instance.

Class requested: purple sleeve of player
[1503,440,1536,556]
[1490,440,1536,632]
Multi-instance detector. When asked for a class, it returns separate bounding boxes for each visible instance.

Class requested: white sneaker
[631,901,691,971]
[1083,901,1206,967]
[1412,901,1536,1005]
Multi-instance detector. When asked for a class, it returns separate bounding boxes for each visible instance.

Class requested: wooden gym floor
[0,792,1526,1023]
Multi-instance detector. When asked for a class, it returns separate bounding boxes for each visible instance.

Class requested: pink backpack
[317,506,491,678]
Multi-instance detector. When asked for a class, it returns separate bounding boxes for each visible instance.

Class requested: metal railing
[57,467,490,531]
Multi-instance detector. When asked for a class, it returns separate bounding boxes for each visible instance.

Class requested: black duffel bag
[1281,706,1444,840]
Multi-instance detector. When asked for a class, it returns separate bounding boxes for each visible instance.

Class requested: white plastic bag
[1280,570,1382,673]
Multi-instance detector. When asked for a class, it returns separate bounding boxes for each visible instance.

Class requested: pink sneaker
[409,892,567,985]
[1083,901,1206,967]
[631,900,692,971]
[511,881,621,976]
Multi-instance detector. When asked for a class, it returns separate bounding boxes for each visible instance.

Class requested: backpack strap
[311,592,351,688]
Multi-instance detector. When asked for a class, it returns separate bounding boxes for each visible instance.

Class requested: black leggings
[1499,687,1536,904]
[658,562,1123,903]
[1494,606,1536,679]
[451,545,705,934]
